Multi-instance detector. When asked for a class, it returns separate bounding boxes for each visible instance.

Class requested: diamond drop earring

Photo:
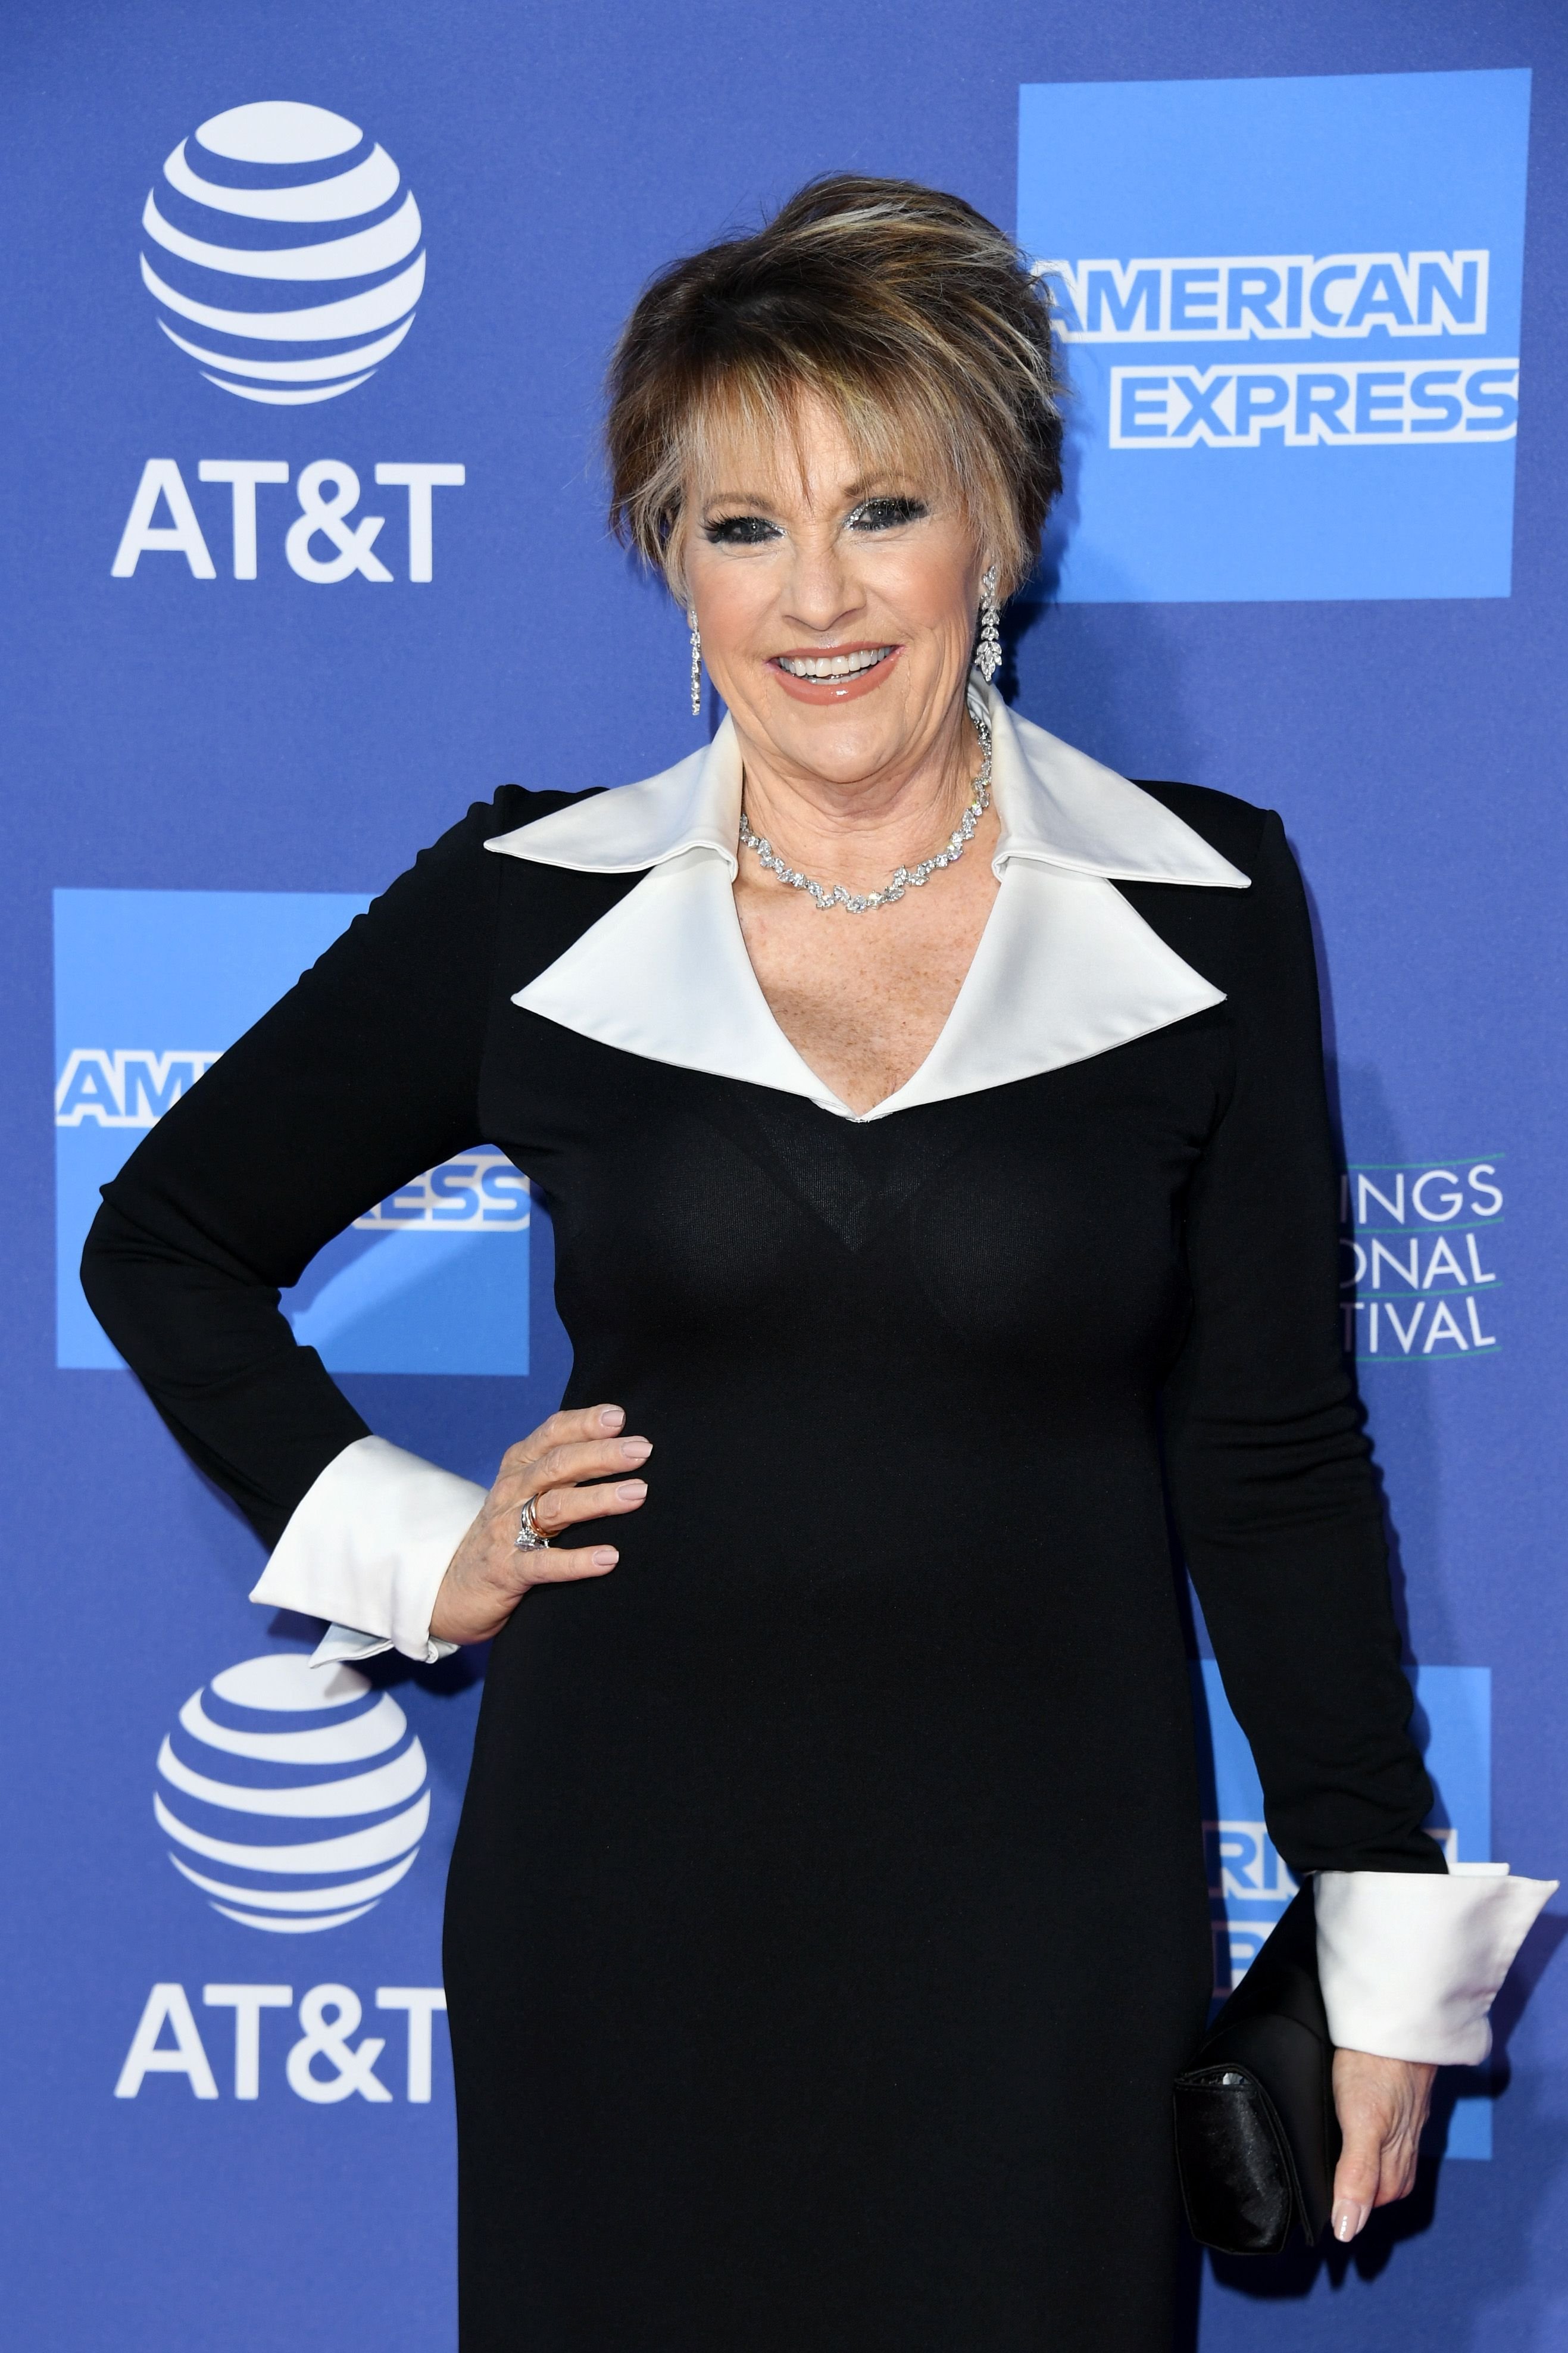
[688,608,702,716]
[975,566,1002,685]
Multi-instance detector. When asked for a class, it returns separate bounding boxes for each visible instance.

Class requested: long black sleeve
[80,788,539,1547]
[1149,805,1444,1877]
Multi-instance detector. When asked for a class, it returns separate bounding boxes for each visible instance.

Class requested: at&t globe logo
[155,1653,429,1931]
[140,99,424,404]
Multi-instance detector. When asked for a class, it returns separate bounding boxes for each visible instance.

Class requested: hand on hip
[429,1404,649,1644]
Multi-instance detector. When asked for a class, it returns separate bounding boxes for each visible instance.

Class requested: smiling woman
[600,178,1069,1108]
[80,171,1552,2353]
[676,388,1011,1107]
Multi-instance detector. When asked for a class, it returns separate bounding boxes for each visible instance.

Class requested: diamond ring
[514,1496,551,1551]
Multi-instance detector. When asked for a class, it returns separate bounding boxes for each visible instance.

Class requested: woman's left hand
[1329,2049,1437,2241]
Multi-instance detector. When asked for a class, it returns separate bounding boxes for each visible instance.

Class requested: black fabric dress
[83,773,1442,2353]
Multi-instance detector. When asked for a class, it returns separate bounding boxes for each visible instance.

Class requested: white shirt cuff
[309,1620,411,1668]
[1316,1862,1558,2065]
[249,1434,486,1664]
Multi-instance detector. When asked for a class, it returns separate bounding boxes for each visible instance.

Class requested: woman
[84,176,1549,2349]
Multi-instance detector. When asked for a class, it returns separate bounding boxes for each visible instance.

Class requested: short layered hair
[605,173,1063,600]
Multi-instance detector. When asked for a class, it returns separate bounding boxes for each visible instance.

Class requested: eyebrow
[698,477,923,510]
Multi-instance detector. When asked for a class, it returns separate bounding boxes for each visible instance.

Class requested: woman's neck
[731,693,982,895]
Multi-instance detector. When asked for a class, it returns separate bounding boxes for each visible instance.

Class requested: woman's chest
[732,862,999,1116]
[481,1010,1230,1372]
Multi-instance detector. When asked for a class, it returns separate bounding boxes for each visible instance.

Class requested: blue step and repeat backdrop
[2,2,1564,2348]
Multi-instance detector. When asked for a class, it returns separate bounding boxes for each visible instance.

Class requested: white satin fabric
[489,684,1248,1122]
[251,1434,477,1665]
[1317,1862,1556,2064]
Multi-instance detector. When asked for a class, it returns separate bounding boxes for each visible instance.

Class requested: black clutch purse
[1172,1880,1342,2255]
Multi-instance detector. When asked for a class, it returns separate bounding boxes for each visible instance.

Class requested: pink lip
[767,643,904,704]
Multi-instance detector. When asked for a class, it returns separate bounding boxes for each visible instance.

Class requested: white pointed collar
[485,683,1249,1122]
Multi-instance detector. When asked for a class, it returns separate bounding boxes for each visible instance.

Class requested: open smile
[768,643,902,703]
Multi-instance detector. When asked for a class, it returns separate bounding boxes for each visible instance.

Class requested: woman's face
[680,392,987,794]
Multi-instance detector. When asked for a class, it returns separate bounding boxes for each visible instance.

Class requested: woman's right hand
[428,1404,651,1646]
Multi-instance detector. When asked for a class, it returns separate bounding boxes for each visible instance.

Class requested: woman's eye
[847,497,927,532]
[702,514,781,546]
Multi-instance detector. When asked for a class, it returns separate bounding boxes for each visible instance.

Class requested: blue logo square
[1018,69,1530,601]
[54,890,529,1376]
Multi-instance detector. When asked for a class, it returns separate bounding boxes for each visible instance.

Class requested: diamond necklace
[738,691,992,915]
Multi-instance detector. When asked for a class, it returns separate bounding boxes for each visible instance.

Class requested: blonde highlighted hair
[605,173,1063,600]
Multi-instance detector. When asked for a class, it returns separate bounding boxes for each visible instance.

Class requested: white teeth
[778,647,892,679]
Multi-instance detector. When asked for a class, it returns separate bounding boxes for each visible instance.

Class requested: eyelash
[700,496,928,547]
[849,497,927,531]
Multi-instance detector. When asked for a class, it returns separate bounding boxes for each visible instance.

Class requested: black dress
[83,766,1441,2353]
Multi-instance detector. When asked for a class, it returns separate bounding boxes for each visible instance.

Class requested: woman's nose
[782,544,863,636]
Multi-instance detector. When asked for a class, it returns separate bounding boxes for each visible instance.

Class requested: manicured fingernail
[1332,2202,1363,2242]
[598,1406,625,1430]
[620,1438,651,1462]
[615,1480,646,1502]
[591,1547,618,1568]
